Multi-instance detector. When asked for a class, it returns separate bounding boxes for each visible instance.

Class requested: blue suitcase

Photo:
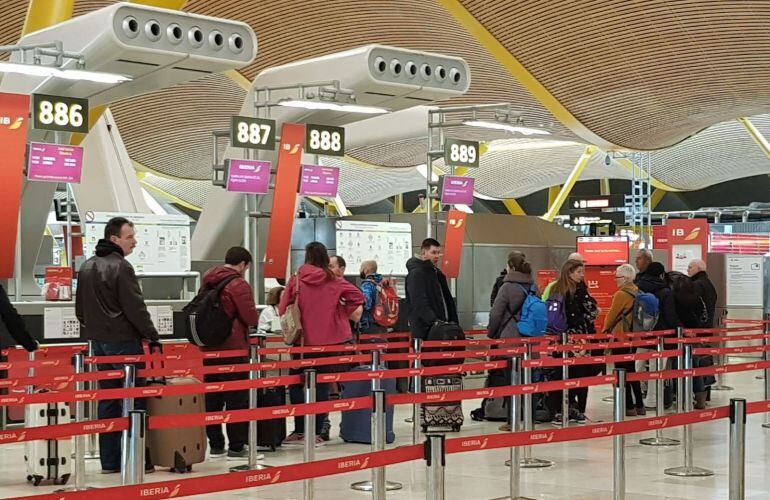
[340,365,396,444]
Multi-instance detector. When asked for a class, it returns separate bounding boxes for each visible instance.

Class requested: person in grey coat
[487,251,537,339]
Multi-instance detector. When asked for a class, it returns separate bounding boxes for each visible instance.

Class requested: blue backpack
[515,284,548,337]
[546,294,568,334]
[624,290,659,331]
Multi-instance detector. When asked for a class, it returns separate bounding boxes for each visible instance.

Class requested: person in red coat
[200,247,259,460]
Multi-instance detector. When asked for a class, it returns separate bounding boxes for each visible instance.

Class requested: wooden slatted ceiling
[0,1,30,58]
[459,0,770,150]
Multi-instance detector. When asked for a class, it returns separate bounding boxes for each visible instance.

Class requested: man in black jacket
[688,259,718,328]
[0,285,38,352]
[405,238,458,339]
[76,217,158,474]
[635,261,680,330]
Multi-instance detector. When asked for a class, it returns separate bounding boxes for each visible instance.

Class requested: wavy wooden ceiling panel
[183,0,569,134]
[459,0,770,151]
[0,1,31,58]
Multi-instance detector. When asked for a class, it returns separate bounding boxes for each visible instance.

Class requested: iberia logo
[17,431,26,442]
[448,218,464,229]
[684,227,701,241]
[169,484,182,498]
[271,471,282,484]
[1,116,24,130]
[283,143,300,154]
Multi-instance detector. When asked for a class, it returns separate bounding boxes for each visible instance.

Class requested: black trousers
[204,357,249,451]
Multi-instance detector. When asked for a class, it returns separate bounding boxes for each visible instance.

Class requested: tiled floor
[1,365,768,499]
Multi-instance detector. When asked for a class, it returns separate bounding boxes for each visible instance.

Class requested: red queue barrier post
[664,345,714,477]
[713,312,734,391]
[519,344,554,469]
[55,353,92,492]
[613,368,626,500]
[492,356,533,500]
[303,369,317,500]
[425,434,445,500]
[560,332,569,428]
[763,315,770,428]
[230,342,266,473]
[351,349,403,494]
[729,398,746,500]
[85,341,99,460]
[640,337,680,446]
[412,338,422,445]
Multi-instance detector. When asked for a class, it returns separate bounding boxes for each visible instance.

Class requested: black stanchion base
[229,462,271,473]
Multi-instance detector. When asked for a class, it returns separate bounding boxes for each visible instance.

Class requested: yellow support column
[647,188,666,211]
[502,199,526,216]
[23,0,74,35]
[393,194,404,214]
[542,145,597,221]
[548,185,561,207]
[131,0,187,9]
[600,179,611,196]
[738,117,770,158]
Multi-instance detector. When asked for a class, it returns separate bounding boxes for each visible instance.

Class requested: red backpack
[367,278,400,327]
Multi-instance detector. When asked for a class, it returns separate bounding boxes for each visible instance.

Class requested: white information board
[148,305,174,336]
[44,307,80,339]
[671,244,702,274]
[335,221,412,276]
[83,212,191,273]
[725,255,764,307]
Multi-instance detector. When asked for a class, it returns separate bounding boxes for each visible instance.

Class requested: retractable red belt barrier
[626,359,770,383]
[22,444,425,500]
[534,339,658,353]
[0,369,125,389]
[358,332,411,341]
[723,319,768,325]
[568,330,676,341]
[522,349,681,368]
[420,337,547,348]
[693,345,770,356]
[684,326,764,335]
[0,417,127,445]
[257,341,412,355]
[666,333,770,344]
[445,405,731,454]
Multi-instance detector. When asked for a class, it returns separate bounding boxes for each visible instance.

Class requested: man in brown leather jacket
[76,216,158,474]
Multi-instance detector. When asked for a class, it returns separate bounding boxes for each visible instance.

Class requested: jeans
[289,379,330,435]
[204,357,248,451]
[92,339,151,471]
[616,360,644,409]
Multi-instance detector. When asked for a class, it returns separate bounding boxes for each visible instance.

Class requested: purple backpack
[546,295,568,333]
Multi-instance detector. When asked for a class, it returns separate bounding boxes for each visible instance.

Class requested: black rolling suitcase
[257,387,286,450]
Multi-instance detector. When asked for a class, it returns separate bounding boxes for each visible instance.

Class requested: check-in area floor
[1,363,768,499]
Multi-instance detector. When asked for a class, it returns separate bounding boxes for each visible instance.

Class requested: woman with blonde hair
[258,286,284,333]
[603,263,645,416]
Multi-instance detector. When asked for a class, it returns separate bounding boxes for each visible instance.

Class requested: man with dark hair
[200,246,259,459]
[76,216,158,474]
[329,255,346,278]
[405,238,458,339]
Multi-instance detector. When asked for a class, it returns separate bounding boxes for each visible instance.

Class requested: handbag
[280,275,303,346]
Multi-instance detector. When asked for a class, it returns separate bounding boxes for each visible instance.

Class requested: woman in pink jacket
[279,242,364,446]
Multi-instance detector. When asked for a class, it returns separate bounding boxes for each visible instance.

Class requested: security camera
[604,154,612,166]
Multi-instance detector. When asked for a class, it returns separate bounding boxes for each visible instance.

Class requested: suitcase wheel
[32,475,42,487]
[186,465,193,472]
[59,473,71,486]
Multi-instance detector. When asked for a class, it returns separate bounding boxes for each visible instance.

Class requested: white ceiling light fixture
[464,119,550,136]
[277,99,387,114]
[0,61,132,83]
[0,41,133,84]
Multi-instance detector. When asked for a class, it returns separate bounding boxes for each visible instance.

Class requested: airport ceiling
[3,1,770,209]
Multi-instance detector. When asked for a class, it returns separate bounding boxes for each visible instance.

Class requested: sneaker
[145,466,156,474]
[209,447,226,458]
[573,412,587,424]
[498,423,511,432]
[283,432,305,446]
[551,414,563,426]
[320,419,331,442]
[227,447,249,460]
[626,408,637,417]
[635,406,647,416]
[101,468,120,474]
[314,435,326,447]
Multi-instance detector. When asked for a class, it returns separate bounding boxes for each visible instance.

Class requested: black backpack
[423,321,465,367]
[183,274,240,347]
